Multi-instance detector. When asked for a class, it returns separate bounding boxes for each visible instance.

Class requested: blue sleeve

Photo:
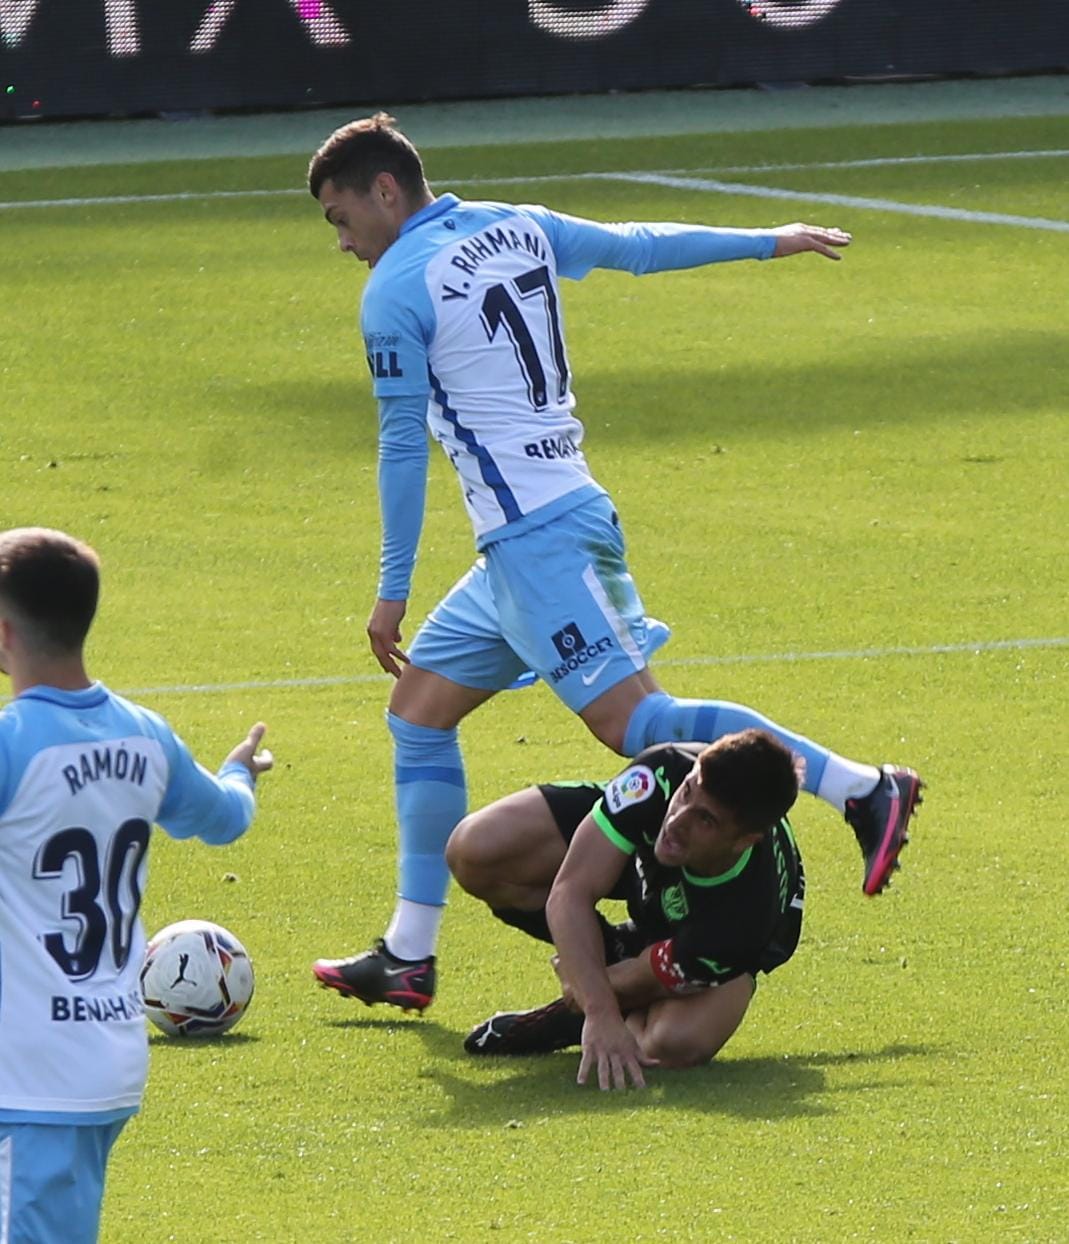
[0,719,14,820]
[377,393,429,600]
[154,729,256,845]
[521,206,776,279]
[360,264,434,399]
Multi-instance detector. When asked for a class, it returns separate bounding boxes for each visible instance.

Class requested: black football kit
[540,742,805,990]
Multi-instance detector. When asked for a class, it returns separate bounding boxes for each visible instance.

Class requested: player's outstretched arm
[771,222,852,260]
[225,722,274,779]
[156,720,272,844]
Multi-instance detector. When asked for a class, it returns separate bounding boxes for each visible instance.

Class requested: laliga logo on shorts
[529,0,844,41]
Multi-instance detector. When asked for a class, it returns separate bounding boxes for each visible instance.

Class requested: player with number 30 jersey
[0,688,258,1121]
[0,527,272,1244]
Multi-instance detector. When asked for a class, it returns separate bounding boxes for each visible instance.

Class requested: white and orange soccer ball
[140,919,254,1037]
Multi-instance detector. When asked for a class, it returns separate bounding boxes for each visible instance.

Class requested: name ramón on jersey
[441,222,549,300]
[62,744,149,796]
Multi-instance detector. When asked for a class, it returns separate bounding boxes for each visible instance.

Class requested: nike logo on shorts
[581,659,611,686]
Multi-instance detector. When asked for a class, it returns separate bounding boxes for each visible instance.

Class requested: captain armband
[649,939,706,995]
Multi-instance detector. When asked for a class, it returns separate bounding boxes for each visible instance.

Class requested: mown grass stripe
[614,172,1069,232]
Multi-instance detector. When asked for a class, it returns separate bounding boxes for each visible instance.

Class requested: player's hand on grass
[579,1011,659,1091]
[227,723,273,779]
[771,222,852,260]
[368,598,411,678]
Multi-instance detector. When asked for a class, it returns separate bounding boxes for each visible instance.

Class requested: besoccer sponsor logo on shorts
[604,764,655,813]
[549,622,613,684]
[551,622,585,659]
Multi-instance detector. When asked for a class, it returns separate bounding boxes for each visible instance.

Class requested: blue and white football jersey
[0,684,256,1123]
[362,195,775,545]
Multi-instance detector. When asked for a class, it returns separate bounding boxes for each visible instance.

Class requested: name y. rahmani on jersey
[441,222,549,297]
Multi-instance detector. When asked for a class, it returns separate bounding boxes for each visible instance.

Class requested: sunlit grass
[2,114,1066,1243]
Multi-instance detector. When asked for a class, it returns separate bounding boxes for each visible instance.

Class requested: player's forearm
[616,221,776,274]
[159,758,256,845]
[546,884,621,1019]
[377,395,429,599]
[563,218,775,277]
[604,953,672,1012]
[543,207,778,279]
[204,765,258,843]
[377,453,426,599]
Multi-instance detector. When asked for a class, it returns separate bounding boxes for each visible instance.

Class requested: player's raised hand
[771,222,852,259]
[367,597,411,678]
[579,1011,659,1091]
[227,722,274,778]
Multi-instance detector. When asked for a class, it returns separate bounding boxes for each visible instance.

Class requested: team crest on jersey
[661,883,690,923]
[604,765,656,813]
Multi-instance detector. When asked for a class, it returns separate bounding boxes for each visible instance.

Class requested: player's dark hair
[698,729,799,837]
[308,113,428,200]
[0,527,100,654]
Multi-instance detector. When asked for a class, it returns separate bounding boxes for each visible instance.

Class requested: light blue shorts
[0,1119,127,1244]
[409,493,668,713]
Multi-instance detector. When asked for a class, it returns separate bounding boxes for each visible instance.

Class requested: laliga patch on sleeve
[604,765,657,813]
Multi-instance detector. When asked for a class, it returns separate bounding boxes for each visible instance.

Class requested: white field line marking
[0,187,307,211]
[663,148,1069,177]
[2,147,1068,213]
[112,636,1069,698]
[605,171,1069,233]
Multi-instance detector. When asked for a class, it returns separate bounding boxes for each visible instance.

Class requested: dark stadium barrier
[2,0,1067,122]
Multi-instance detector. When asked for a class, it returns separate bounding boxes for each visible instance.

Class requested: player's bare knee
[641,1028,719,1069]
[444,815,481,892]
[446,814,502,897]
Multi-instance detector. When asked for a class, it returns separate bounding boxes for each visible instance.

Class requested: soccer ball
[140,919,254,1037]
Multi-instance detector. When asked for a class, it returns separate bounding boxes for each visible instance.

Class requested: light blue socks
[388,712,467,907]
[621,692,831,794]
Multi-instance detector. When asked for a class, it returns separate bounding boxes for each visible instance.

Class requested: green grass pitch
[1,110,1067,1242]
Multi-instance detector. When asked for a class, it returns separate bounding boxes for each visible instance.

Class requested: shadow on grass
[578,329,1064,446]
[148,1030,261,1048]
[406,1036,934,1126]
[223,327,1062,458]
[323,1014,448,1032]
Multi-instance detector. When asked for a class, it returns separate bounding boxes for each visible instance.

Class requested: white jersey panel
[0,736,167,1115]
[362,198,601,541]
[420,210,594,536]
